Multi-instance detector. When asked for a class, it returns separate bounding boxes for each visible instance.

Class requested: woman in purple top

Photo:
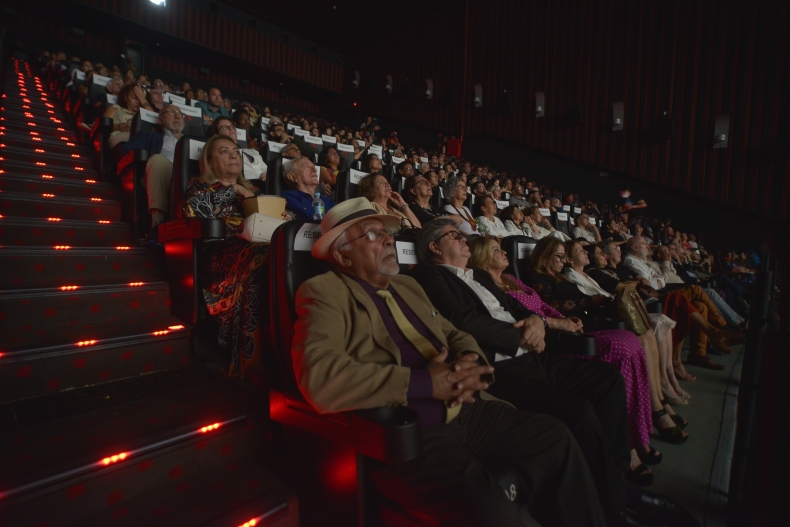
[467,235,660,486]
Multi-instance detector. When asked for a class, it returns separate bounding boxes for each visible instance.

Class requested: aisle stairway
[0,58,297,526]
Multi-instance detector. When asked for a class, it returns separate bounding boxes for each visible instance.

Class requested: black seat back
[269,220,330,393]
[500,235,538,281]
[168,136,206,219]
[336,143,356,172]
[335,168,369,203]
[554,210,572,237]
[173,102,204,137]
[234,127,249,148]
[266,154,286,196]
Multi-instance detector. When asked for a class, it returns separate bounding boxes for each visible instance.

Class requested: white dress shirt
[623,254,666,290]
[440,265,528,362]
[160,129,179,163]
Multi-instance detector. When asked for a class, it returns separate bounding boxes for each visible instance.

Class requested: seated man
[281,156,336,220]
[196,87,230,129]
[508,183,529,207]
[409,219,698,527]
[293,198,606,526]
[117,104,184,227]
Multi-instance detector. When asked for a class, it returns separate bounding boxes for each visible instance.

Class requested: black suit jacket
[408,264,538,365]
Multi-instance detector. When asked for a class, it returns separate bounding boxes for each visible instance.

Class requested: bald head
[157,104,185,136]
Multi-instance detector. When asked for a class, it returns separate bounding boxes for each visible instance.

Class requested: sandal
[652,409,689,444]
[674,369,697,382]
[626,463,654,487]
[661,399,689,429]
[637,446,663,466]
[662,390,689,405]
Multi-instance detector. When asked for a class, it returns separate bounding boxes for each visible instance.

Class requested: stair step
[0,371,279,526]
[0,121,79,141]
[0,190,120,221]
[0,188,119,219]
[0,153,94,174]
[0,281,174,348]
[0,173,116,200]
[0,127,82,149]
[0,131,92,156]
[0,160,99,181]
[0,246,163,289]
[0,326,190,402]
[0,216,130,246]
[0,144,94,169]
[1,93,57,113]
[1,106,71,127]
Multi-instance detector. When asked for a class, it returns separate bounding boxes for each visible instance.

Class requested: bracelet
[399,204,408,211]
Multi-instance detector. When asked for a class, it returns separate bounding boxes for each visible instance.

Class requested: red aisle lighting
[100,452,128,466]
[75,167,84,171]
[60,285,78,290]
[200,423,221,433]
[42,193,55,198]
[128,282,143,286]
[115,246,130,250]
[98,220,110,224]
[42,175,54,179]
[90,197,102,201]
[54,246,71,249]
[85,179,96,183]
[168,325,185,330]
[76,340,97,347]
[238,519,258,527]
[47,218,62,222]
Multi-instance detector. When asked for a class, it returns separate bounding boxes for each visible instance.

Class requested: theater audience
[317,146,341,191]
[233,109,262,149]
[282,156,336,220]
[179,135,268,377]
[410,219,697,526]
[356,173,420,229]
[443,176,478,235]
[523,206,571,241]
[508,183,529,207]
[292,199,609,526]
[117,104,184,228]
[467,235,661,483]
[500,205,534,237]
[405,175,446,225]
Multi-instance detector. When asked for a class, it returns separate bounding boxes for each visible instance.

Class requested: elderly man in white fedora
[291,197,606,527]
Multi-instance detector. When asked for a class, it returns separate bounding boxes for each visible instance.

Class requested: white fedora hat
[311,197,401,260]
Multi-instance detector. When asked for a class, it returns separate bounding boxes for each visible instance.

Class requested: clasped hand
[513,315,546,353]
[428,348,494,408]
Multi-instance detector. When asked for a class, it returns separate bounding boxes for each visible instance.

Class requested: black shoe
[627,488,701,527]
[143,223,163,249]
[626,463,654,486]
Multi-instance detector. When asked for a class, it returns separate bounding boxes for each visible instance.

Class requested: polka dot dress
[504,275,653,450]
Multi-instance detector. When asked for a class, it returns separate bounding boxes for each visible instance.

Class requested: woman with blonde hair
[468,236,660,484]
[180,135,268,378]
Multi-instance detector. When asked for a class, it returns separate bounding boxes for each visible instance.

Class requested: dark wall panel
[346,0,790,221]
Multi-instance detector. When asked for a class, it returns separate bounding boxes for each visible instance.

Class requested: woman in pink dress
[467,235,660,486]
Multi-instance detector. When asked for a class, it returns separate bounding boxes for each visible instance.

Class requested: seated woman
[361,152,383,174]
[500,205,534,236]
[146,87,165,112]
[523,206,571,241]
[473,195,510,237]
[526,237,689,445]
[405,174,444,225]
[103,82,151,148]
[468,235,660,484]
[443,176,478,235]
[282,156,336,220]
[207,117,267,183]
[179,135,269,377]
[572,214,602,243]
[356,173,421,229]
[317,146,341,194]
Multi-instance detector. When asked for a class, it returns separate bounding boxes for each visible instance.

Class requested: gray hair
[330,229,351,260]
[445,176,463,198]
[282,156,305,187]
[601,240,617,255]
[415,218,457,264]
[624,236,641,254]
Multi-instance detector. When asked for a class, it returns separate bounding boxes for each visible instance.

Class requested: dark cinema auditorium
[0,1,787,526]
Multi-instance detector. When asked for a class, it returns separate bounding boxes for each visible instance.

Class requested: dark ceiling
[222,0,462,53]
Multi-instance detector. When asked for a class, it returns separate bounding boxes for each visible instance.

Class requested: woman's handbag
[614,284,652,335]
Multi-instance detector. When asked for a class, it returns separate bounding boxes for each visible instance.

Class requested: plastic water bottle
[312,192,325,220]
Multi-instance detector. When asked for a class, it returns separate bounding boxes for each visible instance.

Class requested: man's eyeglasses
[218,124,235,133]
[348,228,395,244]
[438,230,465,242]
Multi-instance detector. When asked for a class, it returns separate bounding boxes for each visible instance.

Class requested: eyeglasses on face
[348,227,395,244]
[218,124,235,132]
[438,230,465,242]
[552,253,567,261]
[162,109,185,118]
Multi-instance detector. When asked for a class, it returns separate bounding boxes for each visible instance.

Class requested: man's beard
[379,247,400,276]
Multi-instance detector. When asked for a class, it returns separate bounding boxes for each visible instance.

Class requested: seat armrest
[644,299,663,314]
[544,329,597,357]
[135,149,150,164]
[270,390,421,463]
[593,317,627,331]
[159,218,226,243]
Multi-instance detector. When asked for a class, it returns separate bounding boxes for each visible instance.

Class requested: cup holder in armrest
[159,218,226,243]
[544,329,597,357]
[270,390,421,464]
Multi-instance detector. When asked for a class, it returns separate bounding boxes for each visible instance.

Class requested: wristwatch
[533,313,548,328]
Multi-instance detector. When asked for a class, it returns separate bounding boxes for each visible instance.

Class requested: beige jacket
[291,271,488,414]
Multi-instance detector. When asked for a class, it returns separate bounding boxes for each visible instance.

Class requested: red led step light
[152,330,170,336]
[42,193,55,198]
[98,220,110,224]
[60,285,78,290]
[35,149,45,153]
[67,142,75,146]
[54,246,71,250]
[47,218,62,222]
[168,325,185,330]
[77,340,97,347]
[90,197,101,201]
[35,162,46,166]
[41,175,53,179]
[200,423,221,433]
[100,452,128,466]
[75,167,84,171]
[58,128,65,132]
[31,137,41,141]
[71,154,80,158]
[85,179,96,183]
[238,519,257,527]
[115,246,130,250]
[128,282,143,286]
